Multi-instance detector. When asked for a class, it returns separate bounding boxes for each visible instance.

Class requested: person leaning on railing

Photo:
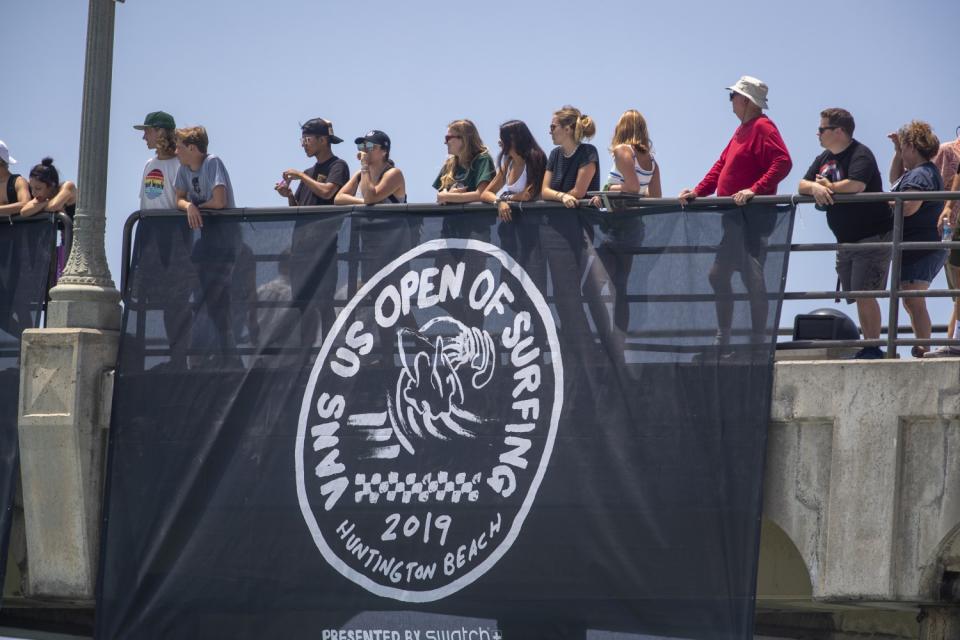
[334,130,406,206]
[432,119,497,327]
[677,75,793,347]
[0,141,33,336]
[798,108,892,360]
[931,148,960,357]
[480,120,548,293]
[541,105,600,208]
[335,130,410,291]
[887,121,946,358]
[21,158,77,282]
[479,119,546,221]
[587,109,662,334]
[433,119,495,206]
[0,141,29,217]
[173,126,244,367]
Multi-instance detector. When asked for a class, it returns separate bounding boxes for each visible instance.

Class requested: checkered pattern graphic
[354,471,482,504]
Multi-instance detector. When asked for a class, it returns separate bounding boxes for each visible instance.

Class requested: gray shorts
[836,231,891,304]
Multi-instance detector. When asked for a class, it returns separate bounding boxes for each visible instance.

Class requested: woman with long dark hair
[480,120,546,221]
[21,158,77,281]
[479,121,547,291]
[20,157,76,219]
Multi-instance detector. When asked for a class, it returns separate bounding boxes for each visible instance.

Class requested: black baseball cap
[301,118,343,144]
[354,130,390,151]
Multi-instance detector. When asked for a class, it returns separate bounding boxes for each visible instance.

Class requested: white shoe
[923,346,960,358]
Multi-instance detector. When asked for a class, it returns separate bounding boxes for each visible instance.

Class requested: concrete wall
[763,359,960,609]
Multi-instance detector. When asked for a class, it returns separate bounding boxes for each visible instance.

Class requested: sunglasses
[356,141,379,151]
[818,126,840,134]
[549,123,560,132]
[444,135,462,143]
[728,92,737,102]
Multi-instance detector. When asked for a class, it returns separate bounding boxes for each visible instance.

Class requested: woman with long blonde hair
[433,119,495,204]
[587,110,662,338]
[604,109,661,197]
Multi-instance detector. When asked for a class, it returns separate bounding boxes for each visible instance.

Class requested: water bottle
[944,218,954,242]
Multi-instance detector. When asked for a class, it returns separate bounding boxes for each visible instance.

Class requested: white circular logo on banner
[296,239,563,602]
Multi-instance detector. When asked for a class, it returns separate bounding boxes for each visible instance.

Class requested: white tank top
[498,160,527,197]
[607,150,656,195]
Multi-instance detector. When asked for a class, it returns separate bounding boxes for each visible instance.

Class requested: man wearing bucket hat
[679,76,792,206]
[0,141,30,217]
[678,75,793,349]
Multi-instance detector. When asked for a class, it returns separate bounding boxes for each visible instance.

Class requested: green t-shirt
[432,152,496,191]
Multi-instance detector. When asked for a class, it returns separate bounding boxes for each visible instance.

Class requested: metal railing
[119,192,960,359]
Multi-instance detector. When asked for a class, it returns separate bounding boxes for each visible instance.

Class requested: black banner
[98,202,794,639]
[0,215,55,596]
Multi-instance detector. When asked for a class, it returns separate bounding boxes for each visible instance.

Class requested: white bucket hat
[0,140,16,165]
[726,75,769,110]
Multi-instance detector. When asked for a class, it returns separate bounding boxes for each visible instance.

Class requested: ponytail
[576,115,596,142]
[554,106,595,143]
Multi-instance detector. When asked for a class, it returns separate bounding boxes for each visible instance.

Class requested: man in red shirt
[678,75,792,347]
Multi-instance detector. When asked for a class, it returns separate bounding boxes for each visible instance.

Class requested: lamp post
[47,0,122,329]
[15,0,124,600]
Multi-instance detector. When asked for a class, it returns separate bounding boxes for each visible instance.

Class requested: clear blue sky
[4,0,960,336]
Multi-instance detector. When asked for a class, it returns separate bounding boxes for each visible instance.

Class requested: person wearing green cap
[132,111,193,369]
[134,111,180,211]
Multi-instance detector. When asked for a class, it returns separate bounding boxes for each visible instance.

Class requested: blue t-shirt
[890,161,943,264]
[892,161,944,262]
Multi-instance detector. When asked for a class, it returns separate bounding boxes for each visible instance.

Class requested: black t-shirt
[547,144,600,193]
[803,140,891,242]
[893,161,944,257]
[293,155,350,206]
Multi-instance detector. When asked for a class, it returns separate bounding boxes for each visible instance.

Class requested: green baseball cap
[133,111,176,130]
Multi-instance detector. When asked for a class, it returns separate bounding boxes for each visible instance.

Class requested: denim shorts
[900,249,948,285]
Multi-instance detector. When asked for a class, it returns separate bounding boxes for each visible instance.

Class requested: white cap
[726,75,769,110]
[0,140,16,165]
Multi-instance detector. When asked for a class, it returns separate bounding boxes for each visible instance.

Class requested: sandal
[911,346,928,359]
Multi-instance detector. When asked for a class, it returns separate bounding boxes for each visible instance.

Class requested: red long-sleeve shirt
[694,114,792,197]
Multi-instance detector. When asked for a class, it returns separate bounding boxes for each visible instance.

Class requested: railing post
[886,199,904,358]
